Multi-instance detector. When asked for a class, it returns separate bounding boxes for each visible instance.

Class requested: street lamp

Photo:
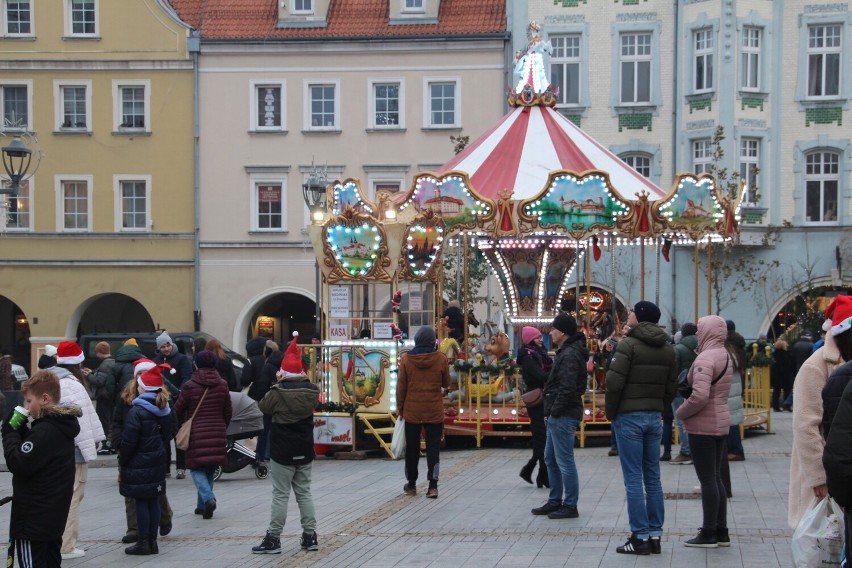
[302,170,328,337]
[1,136,32,196]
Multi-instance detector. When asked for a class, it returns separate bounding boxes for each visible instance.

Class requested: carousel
[305,23,745,454]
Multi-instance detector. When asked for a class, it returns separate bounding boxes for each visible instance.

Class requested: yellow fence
[741,365,772,437]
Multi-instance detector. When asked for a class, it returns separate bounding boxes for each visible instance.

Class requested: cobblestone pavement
[0,410,795,567]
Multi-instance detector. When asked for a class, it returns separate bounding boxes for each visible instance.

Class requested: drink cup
[9,406,29,429]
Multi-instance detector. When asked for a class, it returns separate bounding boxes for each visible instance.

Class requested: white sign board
[330,286,349,317]
[328,325,349,340]
[373,321,393,339]
[313,415,353,445]
[409,295,422,311]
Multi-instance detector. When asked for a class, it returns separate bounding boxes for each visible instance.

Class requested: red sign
[258,184,281,203]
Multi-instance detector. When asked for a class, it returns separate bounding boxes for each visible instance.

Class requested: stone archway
[234,288,317,350]
[71,293,155,338]
[761,277,852,340]
[0,296,32,373]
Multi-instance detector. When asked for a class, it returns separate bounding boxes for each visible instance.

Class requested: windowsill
[112,130,151,136]
[803,221,840,227]
[685,92,715,101]
[798,98,847,108]
[366,127,406,133]
[54,129,92,136]
[248,230,289,235]
[118,229,150,234]
[738,90,767,97]
[301,129,341,134]
[614,105,657,113]
[249,129,288,135]
[390,16,438,25]
[62,35,101,41]
[1,35,35,40]
[421,126,462,132]
[0,128,34,135]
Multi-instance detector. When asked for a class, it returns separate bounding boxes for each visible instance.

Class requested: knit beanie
[156,331,173,349]
[194,350,217,369]
[551,313,577,335]
[124,338,138,347]
[280,332,303,376]
[633,301,661,324]
[521,326,542,345]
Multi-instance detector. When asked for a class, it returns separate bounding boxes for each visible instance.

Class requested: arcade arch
[234,287,316,350]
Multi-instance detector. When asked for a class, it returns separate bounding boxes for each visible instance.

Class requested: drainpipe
[189,30,201,331]
[670,0,680,328]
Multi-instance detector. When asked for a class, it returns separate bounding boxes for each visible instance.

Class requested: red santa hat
[134,358,157,376]
[280,331,303,376]
[138,362,172,392]
[824,295,852,337]
[56,341,85,365]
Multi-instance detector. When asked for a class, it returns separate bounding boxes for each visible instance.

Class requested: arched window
[620,153,652,178]
[804,151,839,223]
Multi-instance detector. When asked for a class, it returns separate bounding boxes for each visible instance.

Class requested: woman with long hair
[517,326,550,488]
[204,338,238,392]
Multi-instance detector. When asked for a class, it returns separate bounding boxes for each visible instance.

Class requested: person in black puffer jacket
[254,349,284,466]
[119,363,175,556]
[112,339,146,409]
[2,370,80,566]
[243,337,267,393]
[517,326,551,488]
[531,313,588,521]
[822,360,852,567]
[822,360,852,439]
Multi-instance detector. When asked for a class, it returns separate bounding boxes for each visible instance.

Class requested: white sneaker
[61,548,85,559]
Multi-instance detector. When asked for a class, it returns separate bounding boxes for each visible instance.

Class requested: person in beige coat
[788,295,852,529]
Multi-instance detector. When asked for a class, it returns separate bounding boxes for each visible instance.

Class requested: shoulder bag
[677,357,729,400]
[175,387,209,451]
[521,388,543,407]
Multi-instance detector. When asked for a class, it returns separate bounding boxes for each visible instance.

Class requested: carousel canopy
[438,104,666,201]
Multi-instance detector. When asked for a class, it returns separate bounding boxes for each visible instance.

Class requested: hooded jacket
[259,375,320,465]
[242,336,267,391]
[250,350,284,404]
[119,393,174,499]
[2,403,81,542]
[545,333,589,420]
[54,366,105,463]
[111,343,146,406]
[673,334,698,373]
[676,316,733,436]
[174,368,232,469]
[823,361,852,508]
[397,351,450,424]
[606,323,677,420]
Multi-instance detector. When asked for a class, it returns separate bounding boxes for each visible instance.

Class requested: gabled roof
[167,0,507,40]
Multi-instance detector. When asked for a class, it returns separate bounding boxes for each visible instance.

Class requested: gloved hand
[1,407,23,438]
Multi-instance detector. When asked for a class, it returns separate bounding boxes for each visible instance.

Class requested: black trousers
[12,538,61,568]
[404,421,442,487]
[690,433,728,531]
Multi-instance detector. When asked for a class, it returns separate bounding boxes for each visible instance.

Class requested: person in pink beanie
[517,326,550,488]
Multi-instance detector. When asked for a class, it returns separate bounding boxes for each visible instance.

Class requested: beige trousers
[61,463,88,553]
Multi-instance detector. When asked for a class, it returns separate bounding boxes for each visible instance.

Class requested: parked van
[77,332,247,384]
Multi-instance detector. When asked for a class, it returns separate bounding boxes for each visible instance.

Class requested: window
[403,0,423,11]
[251,81,285,131]
[375,181,401,194]
[56,176,91,231]
[425,79,459,128]
[55,81,91,131]
[692,139,713,174]
[114,176,150,231]
[369,80,403,129]
[253,181,285,231]
[694,29,714,93]
[305,82,339,130]
[67,0,96,36]
[292,0,312,14]
[1,83,29,131]
[0,179,29,230]
[807,25,841,98]
[112,81,150,132]
[621,154,651,178]
[551,34,581,106]
[620,33,652,104]
[805,151,839,223]
[741,26,761,91]
[4,0,31,35]
[739,138,760,204]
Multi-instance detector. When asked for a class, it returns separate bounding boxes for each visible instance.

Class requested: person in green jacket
[671,323,698,465]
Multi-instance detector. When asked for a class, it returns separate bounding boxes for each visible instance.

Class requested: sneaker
[716,527,730,547]
[650,536,661,554]
[403,483,416,496]
[659,453,671,462]
[203,499,216,519]
[684,528,718,548]
[608,448,619,456]
[616,535,651,555]
[176,469,186,480]
[61,549,86,560]
[670,453,693,465]
[252,533,282,554]
[300,532,319,551]
[531,502,560,516]
[426,487,438,499]
[547,505,579,519]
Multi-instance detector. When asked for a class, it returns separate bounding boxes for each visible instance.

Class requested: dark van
[77,332,247,384]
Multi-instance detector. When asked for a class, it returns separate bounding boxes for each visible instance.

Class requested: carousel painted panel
[322,213,392,282]
[329,345,393,410]
[655,174,723,240]
[399,215,444,281]
[396,172,494,234]
[331,179,376,216]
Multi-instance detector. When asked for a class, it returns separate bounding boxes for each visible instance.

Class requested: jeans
[690,433,727,531]
[727,425,744,456]
[135,497,160,540]
[672,396,690,455]
[610,423,618,450]
[543,415,581,507]
[191,466,217,509]
[404,422,442,487]
[613,412,665,539]
[268,461,316,538]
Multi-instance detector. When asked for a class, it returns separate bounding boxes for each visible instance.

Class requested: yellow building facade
[0,0,196,369]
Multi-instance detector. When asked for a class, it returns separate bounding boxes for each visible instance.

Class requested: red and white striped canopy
[439,105,666,201]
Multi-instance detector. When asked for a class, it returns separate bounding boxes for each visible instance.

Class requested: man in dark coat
[442,301,465,342]
[670,323,698,465]
[531,313,587,521]
[242,336,267,392]
[112,339,146,408]
[787,332,815,410]
[822,361,852,567]
[606,301,678,556]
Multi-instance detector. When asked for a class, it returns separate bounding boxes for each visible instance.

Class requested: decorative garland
[745,353,773,368]
[315,401,358,415]
[453,360,520,376]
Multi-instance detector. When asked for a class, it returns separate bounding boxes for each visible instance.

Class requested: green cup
[9,406,29,429]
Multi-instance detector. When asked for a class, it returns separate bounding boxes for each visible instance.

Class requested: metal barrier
[741,364,772,437]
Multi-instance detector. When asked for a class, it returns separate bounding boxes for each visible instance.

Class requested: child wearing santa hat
[252,332,320,555]
[788,295,852,531]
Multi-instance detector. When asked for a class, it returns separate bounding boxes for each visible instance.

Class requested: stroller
[213,391,268,480]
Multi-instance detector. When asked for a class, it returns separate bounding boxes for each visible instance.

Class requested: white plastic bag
[792,496,844,568]
[390,418,406,460]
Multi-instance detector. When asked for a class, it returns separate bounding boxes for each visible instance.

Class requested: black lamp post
[1,136,32,196]
[302,175,328,336]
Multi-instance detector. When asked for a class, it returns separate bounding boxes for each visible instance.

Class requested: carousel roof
[438,104,667,201]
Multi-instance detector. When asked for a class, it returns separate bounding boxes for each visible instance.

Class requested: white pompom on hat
[824,295,852,337]
[44,344,57,357]
[280,331,303,376]
[56,341,84,365]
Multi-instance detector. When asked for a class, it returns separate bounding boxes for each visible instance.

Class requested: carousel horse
[448,330,519,403]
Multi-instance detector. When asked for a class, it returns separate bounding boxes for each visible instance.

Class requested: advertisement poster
[330,286,349,317]
[373,321,393,339]
[313,415,353,445]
